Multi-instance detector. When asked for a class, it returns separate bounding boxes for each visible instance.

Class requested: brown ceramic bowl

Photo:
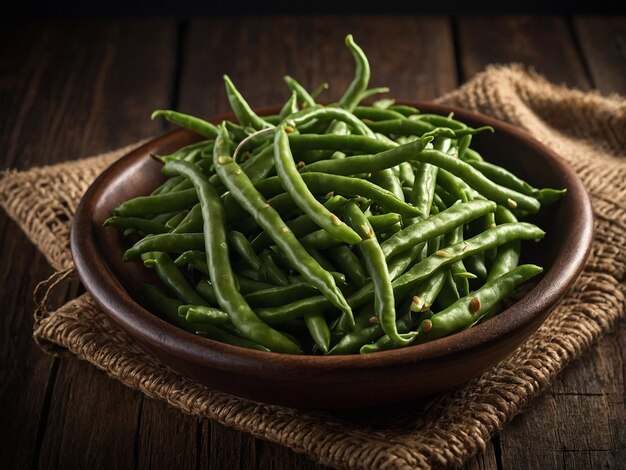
[71,102,593,409]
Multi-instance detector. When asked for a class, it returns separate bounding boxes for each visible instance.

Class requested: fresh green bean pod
[288,134,395,153]
[228,231,261,270]
[345,201,414,346]
[143,252,208,306]
[282,106,376,138]
[114,188,198,217]
[151,110,218,138]
[197,325,271,352]
[337,35,370,111]
[300,135,432,175]
[417,265,543,341]
[223,75,273,130]
[274,127,361,244]
[179,305,230,326]
[212,125,353,325]
[243,283,318,307]
[162,158,301,354]
[104,216,168,235]
[328,246,369,288]
[124,233,204,261]
[380,200,496,260]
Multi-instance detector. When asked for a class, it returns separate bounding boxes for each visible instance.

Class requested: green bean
[300,211,403,250]
[197,325,271,352]
[411,113,467,130]
[345,201,413,345]
[152,176,183,195]
[223,75,273,130]
[114,188,198,217]
[257,223,544,321]
[371,169,404,201]
[124,233,204,261]
[388,104,419,116]
[279,91,299,120]
[417,265,543,341]
[282,106,376,138]
[104,216,168,235]
[328,246,369,288]
[366,118,435,136]
[353,106,405,121]
[398,162,415,187]
[260,250,290,286]
[380,200,496,260]
[212,125,353,324]
[411,149,542,213]
[409,269,447,313]
[434,270,461,311]
[172,204,203,233]
[337,35,370,111]
[239,143,276,183]
[235,277,274,294]
[250,195,348,251]
[179,304,230,326]
[468,159,566,205]
[162,158,301,354]
[165,211,188,230]
[143,252,208,306]
[300,134,432,176]
[465,254,488,281]
[243,283,318,307]
[141,284,200,333]
[283,75,316,108]
[174,250,209,276]
[151,110,218,138]
[228,231,261,270]
[487,206,521,282]
[195,278,219,304]
[304,312,331,354]
[274,127,361,244]
[288,134,395,153]
[360,310,432,354]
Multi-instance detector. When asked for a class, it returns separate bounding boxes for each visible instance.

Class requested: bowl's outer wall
[71,102,593,409]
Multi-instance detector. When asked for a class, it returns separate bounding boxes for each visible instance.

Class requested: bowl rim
[71,100,593,376]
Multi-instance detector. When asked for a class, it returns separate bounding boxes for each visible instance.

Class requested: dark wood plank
[0,230,57,470]
[137,399,200,470]
[0,18,179,469]
[456,15,589,88]
[457,15,626,469]
[176,15,457,469]
[573,16,626,94]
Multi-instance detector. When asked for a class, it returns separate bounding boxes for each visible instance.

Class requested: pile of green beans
[107,34,564,355]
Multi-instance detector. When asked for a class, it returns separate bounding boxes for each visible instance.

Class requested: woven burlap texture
[1,65,625,469]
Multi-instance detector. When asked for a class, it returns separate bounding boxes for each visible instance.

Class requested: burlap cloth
[1,65,625,469]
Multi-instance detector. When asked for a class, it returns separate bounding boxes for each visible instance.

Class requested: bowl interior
[71,102,593,408]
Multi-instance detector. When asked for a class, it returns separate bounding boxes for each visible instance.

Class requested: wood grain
[457,14,626,470]
[0,15,624,470]
[573,16,626,95]
[0,18,177,470]
[456,15,589,88]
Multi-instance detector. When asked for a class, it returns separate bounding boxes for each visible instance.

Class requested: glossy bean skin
[274,127,361,244]
[300,135,431,176]
[162,157,301,354]
[115,188,198,217]
[337,35,370,111]
[142,252,208,306]
[151,110,218,138]
[256,223,544,321]
[124,233,205,261]
[288,134,395,153]
[345,202,414,346]
[223,75,273,130]
[417,265,543,341]
[380,200,496,260]
[212,125,353,325]
[256,173,421,218]
[104,216,168,235]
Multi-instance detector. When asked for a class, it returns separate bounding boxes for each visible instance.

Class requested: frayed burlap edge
[4,65,626,469]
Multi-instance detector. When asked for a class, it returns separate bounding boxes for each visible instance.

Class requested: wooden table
[1,15,624,469]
